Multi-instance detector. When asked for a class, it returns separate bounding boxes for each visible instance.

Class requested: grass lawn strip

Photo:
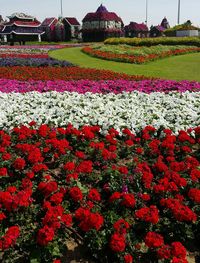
[50,47,200,82]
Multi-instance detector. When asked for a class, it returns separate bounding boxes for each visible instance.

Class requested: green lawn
[50,47,200,81]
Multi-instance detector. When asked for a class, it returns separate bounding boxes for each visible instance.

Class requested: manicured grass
[50,47,200,81]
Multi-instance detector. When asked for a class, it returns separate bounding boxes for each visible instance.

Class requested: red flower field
[0,123,199,262]
[0,66,152,81]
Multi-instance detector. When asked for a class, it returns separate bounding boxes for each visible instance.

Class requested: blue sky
[0,0,200,27]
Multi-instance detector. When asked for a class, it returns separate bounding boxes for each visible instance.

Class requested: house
[0,15,4,43]
[62,17,81,40]
[125,22,149,38]
[150,25,166,37]
[0,13,44,44]
[82,4,123,42]
[40,17,58,41]
[150,17,170,37]
[161,17,170,29]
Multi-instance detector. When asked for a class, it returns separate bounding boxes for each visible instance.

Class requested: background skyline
[0,0,200,27]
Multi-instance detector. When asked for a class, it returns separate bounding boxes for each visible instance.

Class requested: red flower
[37,225,55,246]
[135,205,159,224]
[26,171,35,179]
[75,207,90,221]
[13,158,26,170]
[61,214,73,227]
[75,151,85,159]
[50,193,64,205]
[118,166,128,175]
[64,161,75,171]
[32,163,48,172]
[38,124,50,137]
[140,193,151,201]
[124,254,133,263]
[136,147,143,154]
[157,245,171,259]
[121,193,136,208]
[0,212,6,221]
[2,153,11,161]
[171,242,187,259]
[113,219,130,235]
[145,232,164,248]
[76,160,93,173]
[110,233,126,252]
[66,173,78,182]
[188,188,200,203]
[0,167,7,176]
[0,226,20,250]
[87,188,101,202]
[38,181,58,197]
[109,192,121,202]
[69,186,83,202]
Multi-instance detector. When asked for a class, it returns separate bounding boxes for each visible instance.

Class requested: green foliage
[104,37,200,47]
[164,22,200,37]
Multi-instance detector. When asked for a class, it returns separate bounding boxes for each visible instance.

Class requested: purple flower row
[0,79,199,94]
[0,58,74,67]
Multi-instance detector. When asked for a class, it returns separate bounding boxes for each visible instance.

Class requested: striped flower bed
[0,45,199,263]
[82,45,200,64]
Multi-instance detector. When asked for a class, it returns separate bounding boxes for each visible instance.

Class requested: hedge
[104,37,200,47]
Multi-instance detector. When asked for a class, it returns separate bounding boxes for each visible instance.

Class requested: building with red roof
[40,17,58,41]
[62,17,81,40]
[41,16,81,41]
[125,22,149,38]
[150,17,170,37]
[0,13,44,44]
[82,4,123,42]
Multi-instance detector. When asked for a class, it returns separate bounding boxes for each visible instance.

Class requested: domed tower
[82,4,123,42]
[161,17,170,29]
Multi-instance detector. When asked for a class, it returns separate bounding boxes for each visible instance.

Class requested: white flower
[0,91,199,133]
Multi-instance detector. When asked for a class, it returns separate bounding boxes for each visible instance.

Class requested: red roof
[83,12,123,23]
[4,20,41,27]
[154,25,165,32]
[41,17,57,27]
[64,17,80,26]
[125,22,148,32]
[82,4,123,24]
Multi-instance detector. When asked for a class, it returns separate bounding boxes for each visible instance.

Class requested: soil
[64,240,199,263]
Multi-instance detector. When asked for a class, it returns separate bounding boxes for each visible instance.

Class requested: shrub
[104,37,200,47]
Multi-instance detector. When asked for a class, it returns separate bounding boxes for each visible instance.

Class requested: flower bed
[0,123,199,263]
[0,90,199,132]
[0,79,199,94]
[0,54,49,58]
[104,37,200,47]
[0,66,152,81]
[0,58,74,67]
[82,45,200,64]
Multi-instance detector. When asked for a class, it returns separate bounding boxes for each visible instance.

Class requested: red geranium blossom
[37,225,55,246]
[145,232,164,248]
[69,186,83,202]
[110,233,126,252]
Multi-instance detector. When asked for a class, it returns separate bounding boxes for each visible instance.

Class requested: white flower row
[0,91,199,133]
[0,48,49,54]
